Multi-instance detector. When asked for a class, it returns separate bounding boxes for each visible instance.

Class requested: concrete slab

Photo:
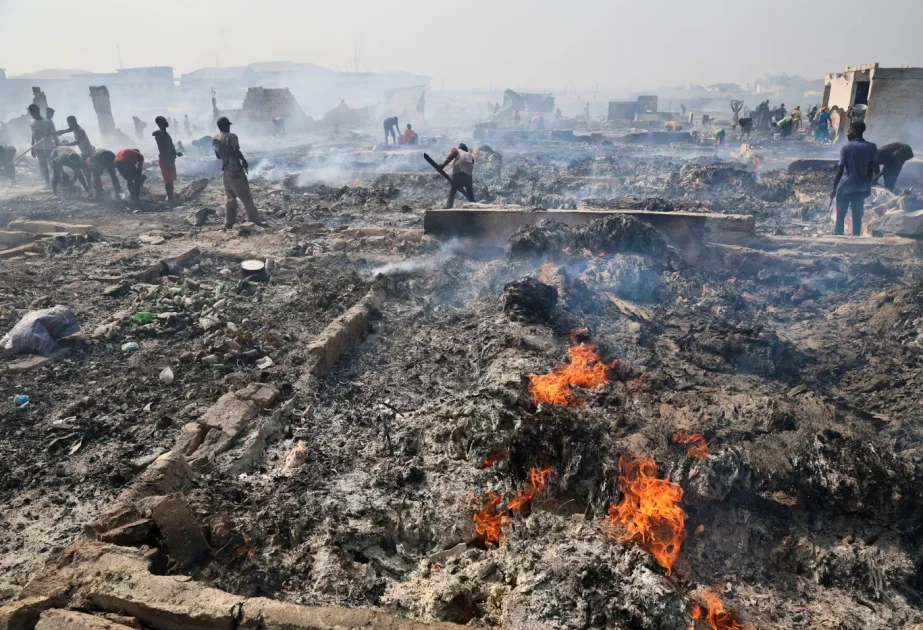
[0,231,38,247]
[714,234,922,256]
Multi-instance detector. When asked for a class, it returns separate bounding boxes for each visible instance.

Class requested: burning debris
[674,432,709,460]
[690,588,745,630]
[473,467,554,544]
[528,344,611,406]
[603,456,686,575]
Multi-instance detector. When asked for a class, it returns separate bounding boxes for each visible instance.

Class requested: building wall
[866,67,923,146]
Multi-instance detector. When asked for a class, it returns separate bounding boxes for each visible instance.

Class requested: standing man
[57,116,95,159]
[383,116,399,145]
[831,121,879,236]
[51,147,90,196]
[213,116,262,228]
[28,104,57,186]
[114,148,146,204]
[152,116,182,205]
[87,148,122,199]
[875,143,914,191]
[440,142,475,209]
[133,117,147,142]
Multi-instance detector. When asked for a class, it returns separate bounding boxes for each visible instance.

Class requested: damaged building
[823,63,923,145]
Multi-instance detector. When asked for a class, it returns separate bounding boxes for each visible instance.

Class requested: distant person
[554,108,563,122]
[383,116,399,145]
[213,116,262,228]
[114,148,146,204]
[815,107,831,144]
[440,142,475,209]
[738,117,753,140]
[87,148,122,199]
[191,135,213,155]
[791,106,802,132]
[531,114,545,130]
[831,121,879,236]
[184,114,192,137]
[57,116,95,159]
[807,105,819,135]
[875,143,914,191]
[153,116,182,205]
[132,117,147,143]
[50,146,90,196]
[665,121,683,132]
[0,145,16,181]
[402,123,418,145]
[714,127,726,149]
[774,116,793,138]
[513,110,520,124]
[272,117,285,137]
[28,104,57,186]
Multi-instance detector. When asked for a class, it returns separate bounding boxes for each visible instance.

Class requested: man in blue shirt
[831,121,879,236]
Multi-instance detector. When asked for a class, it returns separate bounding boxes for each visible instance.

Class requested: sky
[1,0,922,92]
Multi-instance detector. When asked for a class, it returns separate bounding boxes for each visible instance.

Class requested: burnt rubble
[3,126,923,630]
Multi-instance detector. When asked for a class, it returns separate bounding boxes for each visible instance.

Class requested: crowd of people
[0,104,262,229]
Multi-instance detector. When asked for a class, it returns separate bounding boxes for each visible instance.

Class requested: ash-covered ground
[3,132,923,629]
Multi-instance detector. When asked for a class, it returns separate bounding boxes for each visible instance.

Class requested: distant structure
[823,63,923,145]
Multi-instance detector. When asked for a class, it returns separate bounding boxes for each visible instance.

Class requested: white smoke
[369,238,465,276]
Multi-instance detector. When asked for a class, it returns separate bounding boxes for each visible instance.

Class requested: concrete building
[823,63,923,145]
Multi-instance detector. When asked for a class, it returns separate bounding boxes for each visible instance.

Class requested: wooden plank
[7,220,100,238]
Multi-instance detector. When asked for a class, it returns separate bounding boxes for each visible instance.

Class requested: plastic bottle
[133,312,155,324]
[13,395,30,407]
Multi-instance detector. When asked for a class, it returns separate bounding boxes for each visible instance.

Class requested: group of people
[383,116,418,146]
[0,104,262,229]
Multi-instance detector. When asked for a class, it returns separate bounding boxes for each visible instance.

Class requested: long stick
[423,153,453,185]
[12,137,52,163]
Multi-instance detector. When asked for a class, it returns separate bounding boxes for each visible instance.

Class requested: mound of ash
[506,216,669,260]
[501,277,558,323]
[669,161,756,190]
[679,319,805,379]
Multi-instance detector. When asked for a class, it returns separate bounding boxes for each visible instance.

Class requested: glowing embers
[473,467,553,544]
[690,588,745,630]
[528,344,610,406]
[674,432,709,459]
[603,456,685,575]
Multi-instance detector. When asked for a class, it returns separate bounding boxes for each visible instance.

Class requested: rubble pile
[3,128,923,630]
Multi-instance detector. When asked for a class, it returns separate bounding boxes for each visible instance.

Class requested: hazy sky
[2,0,922,92]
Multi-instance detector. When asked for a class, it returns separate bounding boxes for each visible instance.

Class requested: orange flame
[603,456,686,575]
[484,454,504,467]
[473,491,506,544]
[528,344,609,406]
[674,432,709,459]
[565,327,588,345]
[508,467,553,509]
[692,588,744,630]
[538,262,556,284]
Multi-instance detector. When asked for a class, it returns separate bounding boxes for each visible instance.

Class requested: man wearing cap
[213,116,261,228]
[114,148,146,204]
[440,142,476,209]
[153,116,182,205]
[51,146,90,196]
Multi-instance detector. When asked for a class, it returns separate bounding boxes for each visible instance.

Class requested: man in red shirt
[114,148,146,204]
[402,124,418,145]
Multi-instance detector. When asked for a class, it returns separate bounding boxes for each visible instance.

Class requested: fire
[603,456,686,575]
[528,344,609,406]
[674,432,709,459]
[691,588,744,630]
[565,327,588,345]
[508,466,553,509]
[484,454,504,467]
[538,262,556,284]
[473,491,506,544]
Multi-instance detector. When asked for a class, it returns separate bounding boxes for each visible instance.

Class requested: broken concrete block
[239,597,462,630]
[36,609,136,629]
[0,596,52,630]
[223,417,283,476]
[0,231,37,248]
[234,383,278,409]
[97,519,154,546]
[174,423,207,457]
[145,495,210,569]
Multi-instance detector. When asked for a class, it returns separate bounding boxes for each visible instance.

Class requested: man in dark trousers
[383,116,399,145]
[441,143,476,208]
[831,121,879,236]
[87,148,122,199]
[874,143,914,191]
[51,147,90,196]
[28,104,57,186]
[114,148,146,204]
[213,116,262,228]
[152,116,183,205]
